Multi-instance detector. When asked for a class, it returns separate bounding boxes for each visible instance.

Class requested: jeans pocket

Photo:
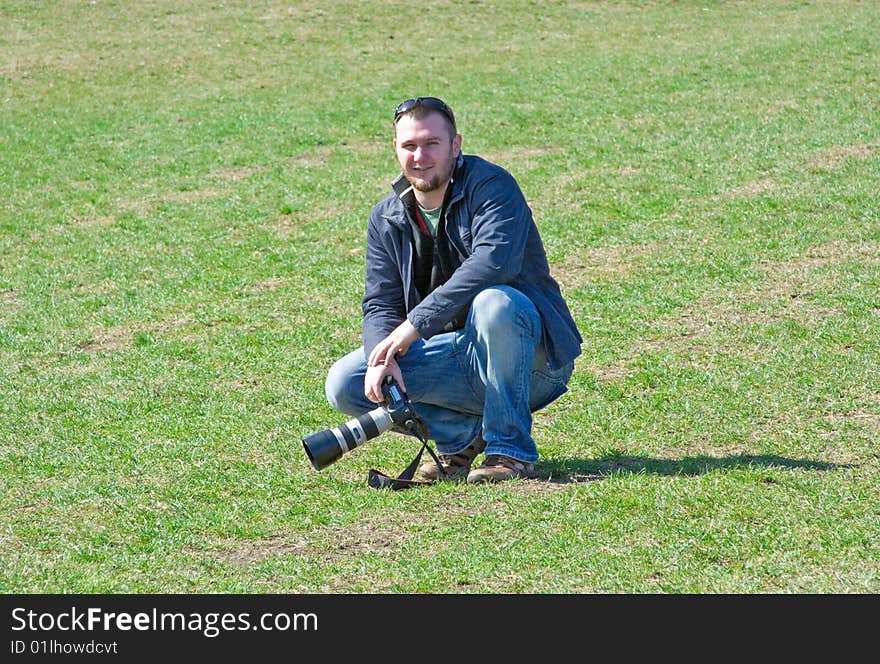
[529,362,573,411]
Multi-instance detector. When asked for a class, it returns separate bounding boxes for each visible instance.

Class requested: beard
[408,173,443,192]
[405,150,456,193]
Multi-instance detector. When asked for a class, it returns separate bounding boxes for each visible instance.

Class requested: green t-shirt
[418,204,441,237]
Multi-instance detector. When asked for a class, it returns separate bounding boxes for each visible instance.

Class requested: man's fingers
[365,362,396,403]
[369,340,393,367]
[382,347,403,366]
[367,346,381,367]
[368,339,387,365]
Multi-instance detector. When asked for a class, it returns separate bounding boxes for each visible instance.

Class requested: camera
[302,376,424,471]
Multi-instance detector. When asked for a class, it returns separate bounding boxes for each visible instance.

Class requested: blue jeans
[325,286,573,463]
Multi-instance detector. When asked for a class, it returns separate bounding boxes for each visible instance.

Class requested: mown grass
[1,1,878,593]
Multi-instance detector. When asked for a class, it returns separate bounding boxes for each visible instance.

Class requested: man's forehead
[394,112,450,140]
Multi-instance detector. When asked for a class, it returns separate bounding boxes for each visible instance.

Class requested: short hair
[393,98,457,140]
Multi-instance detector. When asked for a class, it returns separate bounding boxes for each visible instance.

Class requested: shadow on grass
[537,453,850,484]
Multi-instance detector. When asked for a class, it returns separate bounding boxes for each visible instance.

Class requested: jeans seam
[453,332,483,403]
[513,308,539,407]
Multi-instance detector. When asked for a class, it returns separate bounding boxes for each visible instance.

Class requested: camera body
[302,377,423,471]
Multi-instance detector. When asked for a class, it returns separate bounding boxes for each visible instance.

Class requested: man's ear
[453,133,462,157]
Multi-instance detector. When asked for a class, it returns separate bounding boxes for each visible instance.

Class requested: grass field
[1,0,878,593]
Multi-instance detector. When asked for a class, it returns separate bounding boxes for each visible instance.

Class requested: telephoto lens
[302,405,394,471]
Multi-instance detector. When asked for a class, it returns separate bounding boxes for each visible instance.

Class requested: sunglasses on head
[393,97,456,128]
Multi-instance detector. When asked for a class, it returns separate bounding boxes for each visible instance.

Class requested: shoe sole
[413,468,471,483]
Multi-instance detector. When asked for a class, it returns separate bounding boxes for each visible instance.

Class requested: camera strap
[367,429,444,491]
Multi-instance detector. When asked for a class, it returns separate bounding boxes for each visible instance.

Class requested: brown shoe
[413,434,486,482]
[466,454,535,484]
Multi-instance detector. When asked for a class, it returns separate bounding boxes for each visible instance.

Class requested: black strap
[367,426,444,491]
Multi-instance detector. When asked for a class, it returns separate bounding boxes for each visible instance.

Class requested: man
[325,97,582,483]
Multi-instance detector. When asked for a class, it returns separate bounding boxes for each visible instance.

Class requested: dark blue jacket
[362,154,582,370]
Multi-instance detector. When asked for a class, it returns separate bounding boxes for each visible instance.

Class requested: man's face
[393,112,462,194]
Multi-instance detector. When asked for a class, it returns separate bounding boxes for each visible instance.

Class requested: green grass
[1,0,878,593]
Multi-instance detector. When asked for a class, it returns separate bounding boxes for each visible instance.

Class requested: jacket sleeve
[407,169,530,339]
[361,210,407,358]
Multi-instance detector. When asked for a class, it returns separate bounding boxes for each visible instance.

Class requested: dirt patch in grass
[339,136,387,158]
[287,148,333,169]
[204,518,413,566]
[654,305,790,342]
[555,167,642,188]
[76,325,132,353]
[564,238,873,381]
[750,412,875,464]
[479,145,564,166]
[116,189,228,215]
[804,143,880,170]
[823,411,880,431]
[69,279,115,296]
[601,238,878,370]
[155,189,228,203]
[751,240,878,316]
[266,202,342,237]
[770,98,801,112]
[535,167,643,217]
[76,313,198,353]
[526,472,603,488]
[198,535,312,565]
[594,364,635,381]
[322,521,405,556]
[722,178,780,198]
[212,377,261,392]
[554,242,661,286]
[147,313,199,336]
[68,214,117,228]
[762,240,880,273]
[211,166,264,181]
[657,240,870,342]
[266,214,308,238]
[243,277,287,293]
[201,494,530,566]
[1,288,21,305]
[639,298,828,358]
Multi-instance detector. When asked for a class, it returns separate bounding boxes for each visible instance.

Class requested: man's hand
[364,320,419,403]
[367,319,420,368]
[365,359,406,403]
